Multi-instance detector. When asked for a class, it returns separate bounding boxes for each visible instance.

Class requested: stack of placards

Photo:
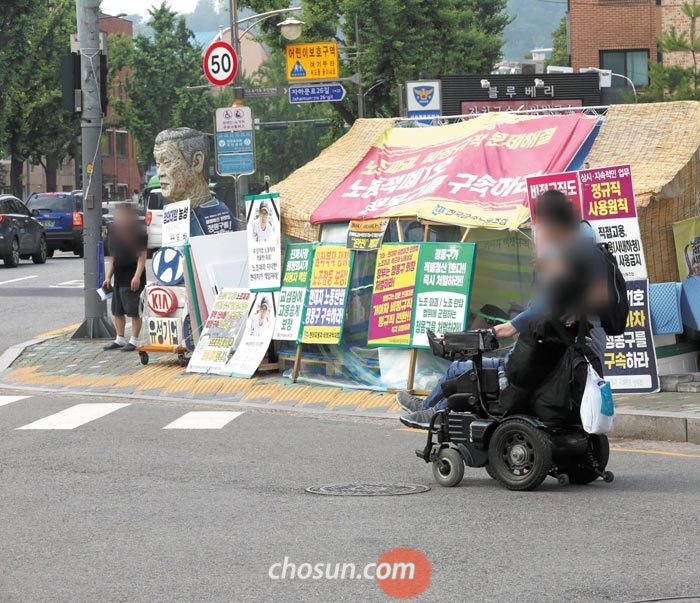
[526,164,659,393]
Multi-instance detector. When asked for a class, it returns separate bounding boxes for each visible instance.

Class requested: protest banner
[301,245,354,345]
[410,243,477,348]
[273,244,315,341]
[223,292,276,378]
[367,244,420,346]
[672,216,700,279]
[525,171,582,221]
[246,193,281,291]
[603,279,659,394]
[347,218,390,251]
[162,200,191,246]
[187,289,252,373]
[579,164,647,281]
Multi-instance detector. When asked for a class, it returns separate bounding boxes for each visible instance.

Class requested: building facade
[568,0,695,103]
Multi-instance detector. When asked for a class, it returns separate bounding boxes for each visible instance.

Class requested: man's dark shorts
[112,286,142,318]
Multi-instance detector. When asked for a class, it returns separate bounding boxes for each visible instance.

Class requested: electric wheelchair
[415,328,614,491]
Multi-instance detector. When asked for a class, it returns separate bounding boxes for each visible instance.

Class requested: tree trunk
[10,156,23,199]
[45,154,58,192]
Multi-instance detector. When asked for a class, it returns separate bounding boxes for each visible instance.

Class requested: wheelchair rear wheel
[488,419,553,491]
[432,447,464,487]
[566,434,610,485]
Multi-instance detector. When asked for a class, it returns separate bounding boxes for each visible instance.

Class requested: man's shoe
[396,391,424,413]
[103,342,124,351]
[121,343,137,352]
[399,408,436,430]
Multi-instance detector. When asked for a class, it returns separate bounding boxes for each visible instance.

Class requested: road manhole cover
[305,483,430,496]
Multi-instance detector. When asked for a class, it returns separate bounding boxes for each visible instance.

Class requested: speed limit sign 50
[203,41,238,86]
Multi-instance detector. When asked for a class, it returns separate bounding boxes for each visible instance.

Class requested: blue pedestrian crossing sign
[290,61,307,78]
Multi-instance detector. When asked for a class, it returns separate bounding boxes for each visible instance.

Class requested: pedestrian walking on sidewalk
[102,203,147,352]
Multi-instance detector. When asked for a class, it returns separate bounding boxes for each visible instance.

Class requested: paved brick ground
[2,335,399,416]
[3,334,700,418]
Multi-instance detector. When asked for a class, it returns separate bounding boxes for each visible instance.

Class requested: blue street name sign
[216,131,253,153]
[289,84,347,104]
[217,152,256,175]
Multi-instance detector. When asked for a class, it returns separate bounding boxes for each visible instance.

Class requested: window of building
[600,50,649,87]
[116,131,128,157]
[100,131,113,156]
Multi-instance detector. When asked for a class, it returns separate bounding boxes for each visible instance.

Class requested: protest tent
[583,101,700,283]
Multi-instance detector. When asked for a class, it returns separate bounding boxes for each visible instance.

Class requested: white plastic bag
[580,364,615,435]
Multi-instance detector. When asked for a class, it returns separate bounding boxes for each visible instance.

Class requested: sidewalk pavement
[1,333,700,443]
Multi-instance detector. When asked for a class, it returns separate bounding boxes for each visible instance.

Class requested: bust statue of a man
[153,127,237,236]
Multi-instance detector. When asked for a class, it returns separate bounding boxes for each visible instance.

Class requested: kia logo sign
[147,287,178,317]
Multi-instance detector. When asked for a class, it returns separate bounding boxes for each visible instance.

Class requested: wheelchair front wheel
[432,447,464,487]
[488,419,553,491]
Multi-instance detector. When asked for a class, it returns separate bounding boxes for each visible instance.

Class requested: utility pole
[229,0,245,219]
[72,0,115,340]
[355,16,364,119]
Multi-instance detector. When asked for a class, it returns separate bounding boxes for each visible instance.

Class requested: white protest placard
[187,288,252,374]
[245,193,281,291]
[222,292,276,378]
[162,199,190,246]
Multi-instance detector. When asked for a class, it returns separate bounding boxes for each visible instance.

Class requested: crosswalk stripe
[16,403,130,430]
[0,395,30,407]
[162,411,244,430]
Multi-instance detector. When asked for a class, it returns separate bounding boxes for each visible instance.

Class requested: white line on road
[0,275,38,286]
[0,395,29,407]
[16,403,130,430]
[162,411,244,430]
[48,279,84,289]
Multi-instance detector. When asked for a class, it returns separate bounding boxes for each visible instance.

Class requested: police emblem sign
[406,80,442,120]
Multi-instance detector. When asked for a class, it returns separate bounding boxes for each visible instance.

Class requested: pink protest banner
[310,113,598,230]
[525,171,582,222]
[579,164,637,221]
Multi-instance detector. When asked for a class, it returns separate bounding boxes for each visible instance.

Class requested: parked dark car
[25,191,83,257]
[0,195,47,267]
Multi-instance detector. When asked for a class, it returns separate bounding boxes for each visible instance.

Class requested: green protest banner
[410,242,477,348]
[273,243,315,342]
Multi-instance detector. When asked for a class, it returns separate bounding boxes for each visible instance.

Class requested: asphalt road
[0,251,86,352]
[0,250,155,353]
[0,389,698,602]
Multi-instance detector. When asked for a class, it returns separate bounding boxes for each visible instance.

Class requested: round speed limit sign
[203,41,238,86]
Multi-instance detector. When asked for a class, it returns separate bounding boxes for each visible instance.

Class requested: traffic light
[60,52,109,114]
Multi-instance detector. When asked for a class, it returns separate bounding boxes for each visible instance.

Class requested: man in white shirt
[252,200,274,243]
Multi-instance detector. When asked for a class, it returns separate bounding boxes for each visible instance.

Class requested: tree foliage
[549,16,569,67]
[240,0,510,121]
[0,0,78,195]
[641,0,700,102]
[109,2,221,170]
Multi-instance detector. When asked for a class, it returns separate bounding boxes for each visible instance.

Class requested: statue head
[153,127,210,203]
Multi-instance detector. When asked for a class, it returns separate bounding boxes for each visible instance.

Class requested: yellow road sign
[286,42,339,82]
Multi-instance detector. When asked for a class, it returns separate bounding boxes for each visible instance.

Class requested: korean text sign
[411,243,477,348]
[311,113,598,230]
[162,200,191,246]
[187,289,252,374]
[246,193,281,291]
[603,280,659,393]
[301,246,354,345]
[273,244,315,342]
[368,244,420,346]
[286,42,339,82]
[580,164,647,281]
[347,218,389,251]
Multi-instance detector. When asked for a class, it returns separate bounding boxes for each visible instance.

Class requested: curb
[2,335,700,443]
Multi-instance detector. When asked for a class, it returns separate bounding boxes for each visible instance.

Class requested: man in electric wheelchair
[398,189,610,430]
[401,190,627,490]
